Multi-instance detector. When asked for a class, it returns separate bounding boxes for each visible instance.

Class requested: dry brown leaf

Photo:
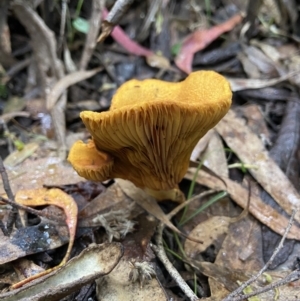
[250,40,282,63]
[184,216,230,259]
[190,129,214,162]
[216,109,300,224]
[96,213,164,301]
[116,179,202,243]
[237,104,271,143]
[0,157,85,196]
[215,217,264,271]
[116,179,184,236]
[243,45,278,76]
[208,215,264,299]
[97,276,167,301]
[201,131,229,178]
[15,188,78,252]
[238,51,261,79]
[185,168,300,240]
[4,143,39,168]
[0,213,69,265]
[199,262,297,301]
[0,243,122,301]
[78,182,143,228]
[227,71,298,91]
[12,258,45,283]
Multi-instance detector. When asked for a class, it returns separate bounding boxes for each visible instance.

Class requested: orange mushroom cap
[68,71,232,191]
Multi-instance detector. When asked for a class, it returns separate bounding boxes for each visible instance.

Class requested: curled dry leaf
[185,168,300,240]
[175,14,243,74]
[216,110,300,224]
[0,243,123,301]
[15,188,78,257]
[12,188,78,288]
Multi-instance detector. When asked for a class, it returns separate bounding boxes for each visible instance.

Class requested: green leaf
[171,43,182,56]
[72,17,90,34]
[0,84,8,98]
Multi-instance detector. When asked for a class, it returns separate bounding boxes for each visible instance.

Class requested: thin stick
[0,155,18,233]
[58,0,67,52]
[0,196,62,222]
[152,223,199,301]
[0,219,9,236]
[222,208,298,301]
[0,156,15,201]
[232,269,300,301]
[150,191,218,301]
[79,0,104,70]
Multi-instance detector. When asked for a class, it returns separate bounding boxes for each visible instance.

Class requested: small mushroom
[68,71,232,201]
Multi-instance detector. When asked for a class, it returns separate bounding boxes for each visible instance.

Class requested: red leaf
[102,8,153,57]
[175,14,243,74]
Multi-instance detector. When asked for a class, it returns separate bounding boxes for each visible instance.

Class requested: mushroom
[68,71,232,201]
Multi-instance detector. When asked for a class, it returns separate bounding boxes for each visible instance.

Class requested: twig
[151,191,217,301]
[0,157,14,201]
[231,269,300,301]
[222,208,298,301]
[79,0,104,70]
[58,0,67,53]
[104,0,135,26]
[0,155,18,234]
[151,224,199,301]
[97,0,135,42]
[0,219,9,236]
[12,3,67,159]
[0,196,62,222]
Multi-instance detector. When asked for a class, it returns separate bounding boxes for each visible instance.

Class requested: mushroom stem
[144,187,185,203]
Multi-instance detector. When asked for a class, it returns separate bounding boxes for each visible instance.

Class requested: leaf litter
[1,0,300,300]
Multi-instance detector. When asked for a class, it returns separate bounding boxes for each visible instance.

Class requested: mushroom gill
[68,71,232,198]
